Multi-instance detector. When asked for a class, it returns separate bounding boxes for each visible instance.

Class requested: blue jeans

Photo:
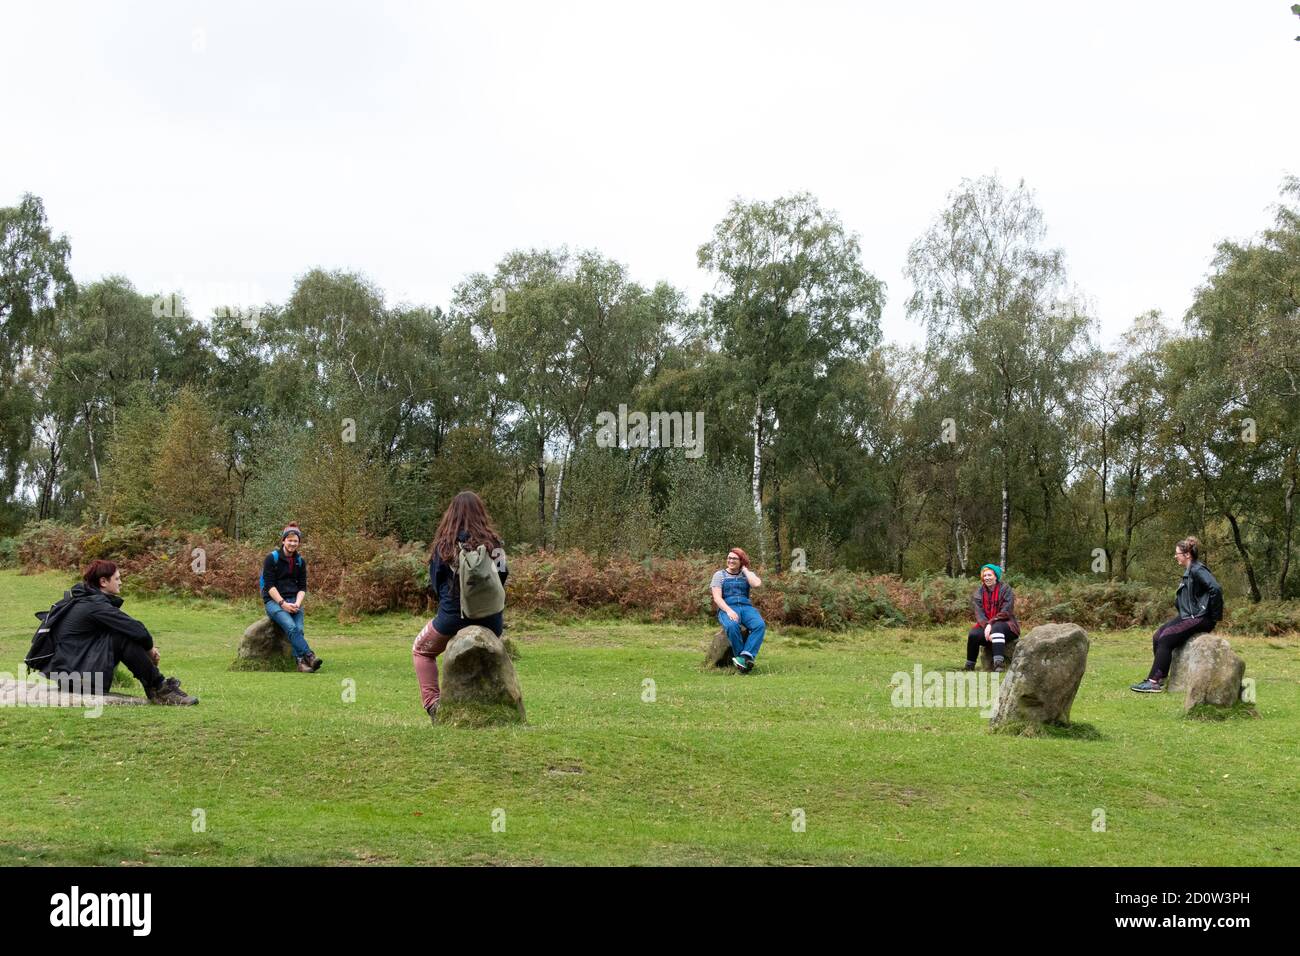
[718,605,766,659]
[265,599,311,658]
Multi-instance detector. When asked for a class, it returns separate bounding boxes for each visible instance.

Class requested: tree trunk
[551,434,571,540]
[999,467,1009,571]
[1225,511,1263,603]
[1279,449,1296,598]
[945,510,955,577]
[770,472,783,574]
[751,394,763,521]
[536,431,547,549]
[84,403,100,491]
[1099,424,1111,579]
[38,439,59,520]
[955,511,969,575]
[752,394,765,562]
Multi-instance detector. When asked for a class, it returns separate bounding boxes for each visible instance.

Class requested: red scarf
[981,584,1001,621]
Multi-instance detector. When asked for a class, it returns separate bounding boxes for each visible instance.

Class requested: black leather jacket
[1175,561,1223,623]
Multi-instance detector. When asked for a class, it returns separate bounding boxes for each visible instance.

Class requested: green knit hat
[980,563,1002,581]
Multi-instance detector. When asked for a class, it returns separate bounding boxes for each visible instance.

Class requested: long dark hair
[431,491,503,563]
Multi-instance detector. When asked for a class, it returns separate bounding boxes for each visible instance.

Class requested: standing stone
[1167,634,1245,712]
[230,617,295,671]
[704,627,746,669]
[990,622,1090,729]
[437,625,526,725]
[0,675,148,707]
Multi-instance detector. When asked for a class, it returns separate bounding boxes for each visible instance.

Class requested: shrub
[8,522,1298,634]
[339,542,430,616]
[1223,601,1300,637]
[17,521,85,572]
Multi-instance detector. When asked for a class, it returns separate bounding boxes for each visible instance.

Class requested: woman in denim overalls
[710,547,766,673]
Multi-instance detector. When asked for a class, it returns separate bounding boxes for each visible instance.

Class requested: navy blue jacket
[428,532,508,636]
[261,549,307,603]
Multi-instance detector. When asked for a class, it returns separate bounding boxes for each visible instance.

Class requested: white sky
[2,0,1297,350]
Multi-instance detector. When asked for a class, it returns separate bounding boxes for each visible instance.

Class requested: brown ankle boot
[297,656,315,673]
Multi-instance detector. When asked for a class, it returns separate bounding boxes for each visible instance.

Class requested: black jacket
[261,549,307,603]
[428,531,508,635]
[1176,560,1223,623]
[48,583,153,690]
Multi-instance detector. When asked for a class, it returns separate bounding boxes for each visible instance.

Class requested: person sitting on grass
[413,491,509,723]
[711,547,765,674]
[1131,535,1223,694]
[45,560,198,705]
[261,523,322,673]
[964,563,1019,672]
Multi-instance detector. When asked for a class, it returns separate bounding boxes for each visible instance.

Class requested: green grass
[1,569,1297,866]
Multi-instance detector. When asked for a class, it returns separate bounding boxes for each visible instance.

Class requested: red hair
[727,547,751,570]
[83,560,118,588]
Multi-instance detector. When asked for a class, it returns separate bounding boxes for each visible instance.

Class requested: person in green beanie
[964,563,1020,671]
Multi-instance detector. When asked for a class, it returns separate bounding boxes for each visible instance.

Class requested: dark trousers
[967,622,1014,663]
[1148,615,1214,680]
[111,632,163,691]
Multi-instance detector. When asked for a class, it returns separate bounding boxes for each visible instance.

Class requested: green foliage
[657,453,763,558]
[16,520,84,571]
[338,542,430,617]
[13,523,1300,633]
[2,183,1299,599]
[554,444,658,557]
[1225,600,1300,637]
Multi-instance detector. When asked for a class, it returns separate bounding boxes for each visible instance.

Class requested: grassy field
[0,569,1297,866]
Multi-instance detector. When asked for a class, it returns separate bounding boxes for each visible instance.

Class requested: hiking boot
[426,701,439,724]
[963,661,976,672]
[305,652,324,672]
[1130,678,1164,693]
[297,656,315,673]
[147,677,198,706]
[992,657,1006,672]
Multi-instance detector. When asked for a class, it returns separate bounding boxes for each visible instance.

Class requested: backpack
[457,542,506,619]
[24,591,83,677]
[257,548,280,595]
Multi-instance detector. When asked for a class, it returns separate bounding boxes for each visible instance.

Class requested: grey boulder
[990,622,1090,728]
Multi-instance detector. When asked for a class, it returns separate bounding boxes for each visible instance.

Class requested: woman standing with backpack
[413,491,508,722]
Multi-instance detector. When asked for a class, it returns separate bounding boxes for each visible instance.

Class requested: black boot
[147,676,198,706]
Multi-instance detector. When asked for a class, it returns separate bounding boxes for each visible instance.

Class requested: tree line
[1,174,1297,600]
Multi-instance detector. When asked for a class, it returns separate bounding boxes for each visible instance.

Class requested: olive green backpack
[457,542,505,618]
